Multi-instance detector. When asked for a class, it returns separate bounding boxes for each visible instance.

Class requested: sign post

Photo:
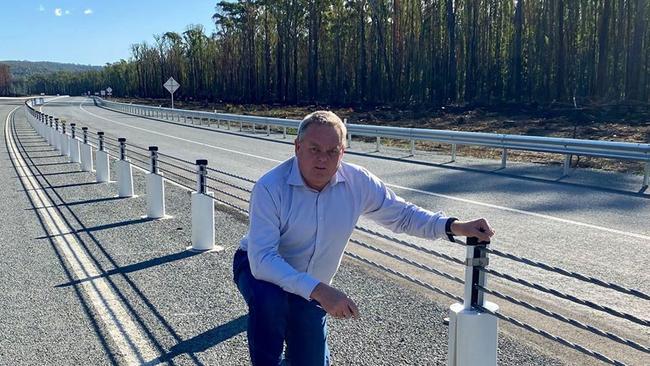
[163,77,180,109]
[106,87,113,97]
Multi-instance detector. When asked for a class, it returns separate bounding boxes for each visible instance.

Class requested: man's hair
[297,111,347,144]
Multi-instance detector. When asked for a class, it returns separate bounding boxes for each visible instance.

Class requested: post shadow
[56,250,200,288]
[151,315,248,364]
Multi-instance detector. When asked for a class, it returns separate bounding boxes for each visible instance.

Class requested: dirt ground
[113,97,650,175]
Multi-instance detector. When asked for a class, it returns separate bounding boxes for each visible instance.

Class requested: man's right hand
[310,283,360,320]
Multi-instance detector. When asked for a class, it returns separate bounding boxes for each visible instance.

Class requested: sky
[0,1,218,66]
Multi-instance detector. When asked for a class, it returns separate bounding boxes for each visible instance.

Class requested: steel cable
[480,267,650,327]
[345,251,463,303]
[206,184,250,203]
[157,159,197,175]
[349,238,464,285]
[476,305,626,366]
[157,151,194,165]
[476,285,649,353]
[206,166,257,184]
[354,225,465,266]
[207,194,249,214]
[484,247,649,300]
[205,176,253,193]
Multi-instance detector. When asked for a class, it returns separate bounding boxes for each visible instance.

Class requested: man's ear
[294,138,300,154]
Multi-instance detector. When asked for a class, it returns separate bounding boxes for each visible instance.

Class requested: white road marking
[76,99,650,242]
[79,102,280,163]
[7,107,159,364]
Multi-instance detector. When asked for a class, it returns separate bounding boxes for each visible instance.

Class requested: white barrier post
[47,116,54,147]
[54,118,62,153]
[41,114,46,141]
[47,116,54,146]
[95,132,110,183]
[80,127,94,172]
[190,159,222,252]
[69,124,81,163]
[448,238,498,366]
[61,121,69,157]
[146,146,165,219]
[117,138,134,197]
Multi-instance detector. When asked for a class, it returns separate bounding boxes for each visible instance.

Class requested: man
[233,111,494,365]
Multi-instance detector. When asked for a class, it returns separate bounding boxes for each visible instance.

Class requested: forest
[2,0,649,107]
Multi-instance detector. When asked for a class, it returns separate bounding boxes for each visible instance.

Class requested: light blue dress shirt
[240,157,450,300]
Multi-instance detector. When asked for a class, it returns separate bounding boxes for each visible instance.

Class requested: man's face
[295,124,345,191]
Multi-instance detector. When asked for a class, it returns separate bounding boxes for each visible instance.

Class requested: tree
[0,64,12,96]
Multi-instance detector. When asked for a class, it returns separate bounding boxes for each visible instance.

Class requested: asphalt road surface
[1,97,648,365]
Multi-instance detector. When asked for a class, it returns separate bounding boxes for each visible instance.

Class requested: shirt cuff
[435,216,451,240]
[296,275,321,300]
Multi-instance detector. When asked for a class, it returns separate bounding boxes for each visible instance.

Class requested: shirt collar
[288,157,346,189]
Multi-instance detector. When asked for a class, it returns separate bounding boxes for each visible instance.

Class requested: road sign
[163,77,180,109]
[100,90,106,96]
[106,87,112,94]
[164,78,179,94]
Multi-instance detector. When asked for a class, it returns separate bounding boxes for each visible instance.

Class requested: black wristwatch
[445,217,458,242]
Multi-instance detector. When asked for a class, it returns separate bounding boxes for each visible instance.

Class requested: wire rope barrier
[476,284,649,353]
[479,266,649,327]
[484,247,650,300]
[475,304,627,366]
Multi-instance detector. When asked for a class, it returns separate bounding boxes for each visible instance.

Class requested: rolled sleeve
[247,183,320,299]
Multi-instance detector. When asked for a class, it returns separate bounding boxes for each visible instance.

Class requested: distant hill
[0,60,102,79]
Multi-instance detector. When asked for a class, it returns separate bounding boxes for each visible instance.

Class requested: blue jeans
[233,249,330,366]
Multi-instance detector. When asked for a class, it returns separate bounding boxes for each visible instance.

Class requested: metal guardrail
[24,99,649,365]
[93,97,650,187]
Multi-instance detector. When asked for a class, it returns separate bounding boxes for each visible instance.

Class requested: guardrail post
[376,136,381,152]
[345,118,351,148]
[283,126,287,139]
[451,144,457,162]
[117,138,135,197]
[190,159,220,252]
[563,154,571,176]
[95,132,110,183]
[80,127,93,172]
[146,146,165,219]
[239,121,243,132]
[501,148,508,169]
[266,124,270,136]
[448,237,498,366]
[61,121,69,157]
[644,162,649,187]
[70,123,81,163]
[410,139,415,156]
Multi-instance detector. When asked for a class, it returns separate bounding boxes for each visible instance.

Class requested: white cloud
[38,5,45,12]
[54,8,62,16]
[65,10,70,15]
[84,9,93,15]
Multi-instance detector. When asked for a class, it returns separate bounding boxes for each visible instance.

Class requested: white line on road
[77,100,650,242]
[6,107,159,364]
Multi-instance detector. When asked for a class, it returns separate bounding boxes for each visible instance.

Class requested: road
[3,96,648,365]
